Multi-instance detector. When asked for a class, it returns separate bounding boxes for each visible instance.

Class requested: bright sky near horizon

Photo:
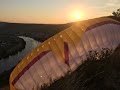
[0,0,120,24]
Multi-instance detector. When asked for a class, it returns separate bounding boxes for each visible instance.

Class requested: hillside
[0,22,71,42]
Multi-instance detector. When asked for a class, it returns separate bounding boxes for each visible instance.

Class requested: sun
[72,12,81,20]
[71,11,82,21]
[69,10,84,22]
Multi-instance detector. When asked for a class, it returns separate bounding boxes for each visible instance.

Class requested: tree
[112,8,120,18]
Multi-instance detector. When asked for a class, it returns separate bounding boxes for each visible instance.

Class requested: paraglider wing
[10,18,120,90]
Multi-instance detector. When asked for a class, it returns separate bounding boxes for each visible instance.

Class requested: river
[0,36,40,74]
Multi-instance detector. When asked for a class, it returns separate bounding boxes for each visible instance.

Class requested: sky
[0,0,120,24]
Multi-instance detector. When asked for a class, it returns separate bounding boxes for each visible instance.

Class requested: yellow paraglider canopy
[10,17,120,90]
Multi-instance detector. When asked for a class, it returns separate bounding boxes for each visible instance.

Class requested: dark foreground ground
[41,46,120,90]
